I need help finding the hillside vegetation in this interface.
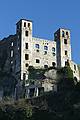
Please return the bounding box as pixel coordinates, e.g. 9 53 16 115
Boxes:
0 66 80 119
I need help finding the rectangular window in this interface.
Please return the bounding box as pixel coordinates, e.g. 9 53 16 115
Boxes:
28 23 30 27
52 62 56 67
25 43 28 49
11 50 13 57
66 31 68 35
44 46 48 50
25 63 28 67
25 54 29 60
44 51 47 55
36 59 40 63
23 73 26 80
25 31 28 36
74 65 76 70
44 65 48 69
52 47 55 52
24 22 26 27
35 44 39 49
65 50 67 55
53 53 55 56
64 39 67 44
62 31 64 37
65 61 69 66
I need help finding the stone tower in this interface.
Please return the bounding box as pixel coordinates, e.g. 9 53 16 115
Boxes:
54 28 71 67
16 19 33 82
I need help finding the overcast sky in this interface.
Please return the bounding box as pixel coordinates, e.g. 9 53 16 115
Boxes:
0 0 80 64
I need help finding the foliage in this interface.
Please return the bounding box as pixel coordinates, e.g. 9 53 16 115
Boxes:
57 66 73 80
57 66 74 92
0 66 80 119
28 66 46 80
0 99 32 120
28 66 56 80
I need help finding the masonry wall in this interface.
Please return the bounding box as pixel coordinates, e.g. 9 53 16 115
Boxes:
0 19 79 84
54 28 71 67
69 60 80 81
31 37 56 68
16 19 56 82
0 34 22 83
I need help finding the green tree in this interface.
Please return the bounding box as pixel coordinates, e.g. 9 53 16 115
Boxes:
57 66 74 92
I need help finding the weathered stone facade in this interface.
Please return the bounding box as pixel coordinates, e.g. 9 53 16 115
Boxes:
16 19 56 82
0 19 79 99
54 28 79 81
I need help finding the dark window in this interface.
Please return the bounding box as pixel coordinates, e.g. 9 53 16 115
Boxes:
64 39 67 44
25 63 28 67
25 54 29 60
44 51 47 55
66 31 68 35
65 61 70 66
23 73 26 80
74 77 77 82
28 23 30 27
65 50 67 55
65 60 69 66
25 31 28 36
36 50 39 52
44 46 48 50
35 44 39 49
52 47 55 52
62 31 64 37
36 59 40 63
74 65 76 70
53 53 55 56
44 65 48 69
25 43 28 49
24 22 26 27
52 62 56 67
